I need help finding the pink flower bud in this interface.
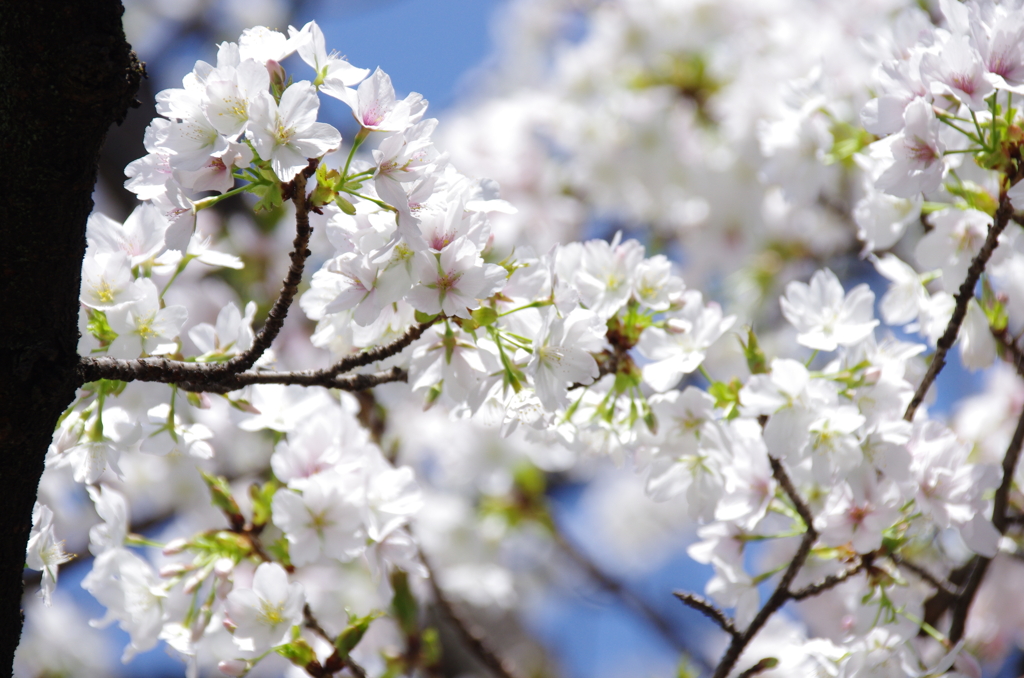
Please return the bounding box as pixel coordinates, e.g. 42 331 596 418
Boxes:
214 557 235 579
163 538 189 555
183 572 204 594
216 577 233 600
159 563 191 578
266 60 286 89
218 659 248 676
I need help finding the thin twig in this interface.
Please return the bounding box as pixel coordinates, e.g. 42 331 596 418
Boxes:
737 657 779 678
227 163 318 373
303 603 333 643
991 325 1024 379
326 320 436 377
789 558 867 601
891 555 958 597
78 164 318 387
904 192 1013 421
948 403 1024 642
769 456 815 529
673 592 739 637
418 550 523 678
551 525 702 660
711 457 818 678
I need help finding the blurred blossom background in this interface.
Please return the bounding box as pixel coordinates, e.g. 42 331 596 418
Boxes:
20 0 1024 676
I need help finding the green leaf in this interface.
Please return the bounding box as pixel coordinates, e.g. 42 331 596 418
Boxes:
334 610 383 658
946 181 998 215
514 464 547 499
251 180 284 213
739 328 768 375
199 470 244 528
266 536 292 567
414 310 439 324
189 530 252 560
390 570 418 636
249 480 278 529
458 316 480 332
823 120 876 167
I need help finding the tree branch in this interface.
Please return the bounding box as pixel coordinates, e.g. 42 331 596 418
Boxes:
324 320 436 378
418 549 523 678
948 401 1024 642
789 557 867 601
78 164 317 387
180 366 408 394
904 192 1013 422
80 316 431 395
551 525 702 660
890 554 958 597
991 324 1024 379
711 457 818 678
673 592 739 638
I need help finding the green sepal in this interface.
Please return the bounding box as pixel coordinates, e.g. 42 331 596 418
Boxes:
612 365 643 394
310 182 336 208
471 307 499 327
708 379 743 419
424 382 443 410
643 402 658 435
276 638 317 666
334 610 383 658
87 310 119 344
739 328 768 375
88 379 127 397
199 470 244 529
336 196 357 215
223 396 260 414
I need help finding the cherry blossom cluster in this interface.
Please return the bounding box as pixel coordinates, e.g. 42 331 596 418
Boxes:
855 0 1024 371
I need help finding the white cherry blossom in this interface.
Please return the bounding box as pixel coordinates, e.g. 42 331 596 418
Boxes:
780 268 878 352
225 562 304 652
248 81 342 181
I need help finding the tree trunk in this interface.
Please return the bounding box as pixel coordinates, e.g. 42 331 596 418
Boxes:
0 3 142 674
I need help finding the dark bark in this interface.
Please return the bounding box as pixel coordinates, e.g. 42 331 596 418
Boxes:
0 3 142 675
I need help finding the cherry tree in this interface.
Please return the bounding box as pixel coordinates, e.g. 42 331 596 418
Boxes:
12 1 1024 677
